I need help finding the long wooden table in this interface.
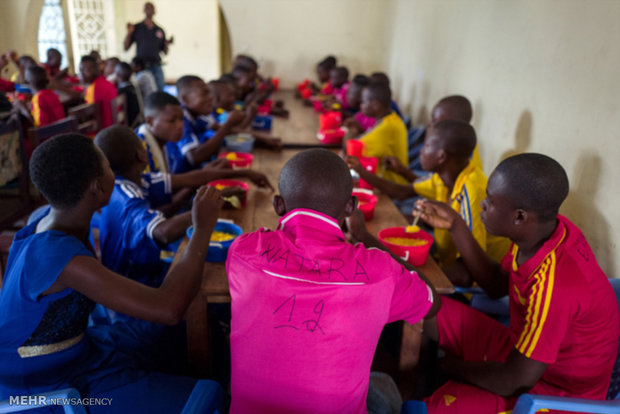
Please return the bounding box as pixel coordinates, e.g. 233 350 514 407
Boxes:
178 95 454 397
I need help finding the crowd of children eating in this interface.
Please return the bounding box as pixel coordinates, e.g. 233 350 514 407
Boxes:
0 35 618 414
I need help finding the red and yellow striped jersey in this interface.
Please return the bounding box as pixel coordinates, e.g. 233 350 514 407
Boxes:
31 89 65 127
502 215 619 399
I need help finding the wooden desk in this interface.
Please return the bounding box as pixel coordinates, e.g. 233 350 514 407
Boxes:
271 90 340 148
180 103 454 395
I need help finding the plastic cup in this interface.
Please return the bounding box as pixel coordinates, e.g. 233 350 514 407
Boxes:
358 156 378 190
346 140 364 157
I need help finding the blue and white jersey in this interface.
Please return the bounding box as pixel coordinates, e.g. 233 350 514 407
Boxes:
141 172 172 208
136 123 191 174
176 107 217 165
99 177 168 287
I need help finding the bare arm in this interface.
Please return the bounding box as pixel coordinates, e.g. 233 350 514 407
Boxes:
345 155 415 200
384 156 417 183
442 348 547 397
185 111 244 166
58 186 223 325
171 168 273 191
123 23 135 51
151 211 192 245
346 209 441 318
416 199 509 298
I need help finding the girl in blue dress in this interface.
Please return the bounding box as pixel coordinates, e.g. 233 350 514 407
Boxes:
0 134 223 413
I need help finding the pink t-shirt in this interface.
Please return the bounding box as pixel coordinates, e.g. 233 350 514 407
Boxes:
332 81 350 109
227 209 433 413
354 111 376 132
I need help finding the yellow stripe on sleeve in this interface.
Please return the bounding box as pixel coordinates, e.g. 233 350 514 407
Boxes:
525 252 556 357
31 93 41 126
516 270 542 351
85 84 95 104
516 256 553 356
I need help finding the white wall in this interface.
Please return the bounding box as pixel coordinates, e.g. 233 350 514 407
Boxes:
113 0 220 82
383 0 620 276
219 0 389 87
0 0 43 59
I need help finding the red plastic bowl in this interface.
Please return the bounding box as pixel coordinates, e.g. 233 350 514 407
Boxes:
319 111 342 130
378 227 434 266
353 189 378 220
218 152 254 169
317 128 345 145
207 179 250 207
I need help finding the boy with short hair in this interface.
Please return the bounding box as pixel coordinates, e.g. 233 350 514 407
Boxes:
175 75 244 171
343 74 372 131
95 125 271 286
347 120 510 277
137 92 272 207
80 55 117 129
131 56 157 102
416 153 619 413
369 72 403 118
315 55 337 94
25 65 65 126
115 61 141 126
345 82 409 185
95 125 192 286
210 79 282 149
387 95 482 179
227 149 440 413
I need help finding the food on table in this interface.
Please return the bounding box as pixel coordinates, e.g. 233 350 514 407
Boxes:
383 237 428 247
210 231 236 242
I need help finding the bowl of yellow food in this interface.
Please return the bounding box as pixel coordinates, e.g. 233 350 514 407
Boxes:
378 226 434 266
186 219 243 262
218 152 254 169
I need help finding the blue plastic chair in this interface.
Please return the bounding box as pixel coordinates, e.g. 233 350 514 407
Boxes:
512 277 620 413
0 380 223 414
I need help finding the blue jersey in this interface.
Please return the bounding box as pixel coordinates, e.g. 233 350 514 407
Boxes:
176 107 217 166
141 171 172 208
391 100 403 119
99 177 168 287
0 213 199 407
0 217 95 395
136 123 191 174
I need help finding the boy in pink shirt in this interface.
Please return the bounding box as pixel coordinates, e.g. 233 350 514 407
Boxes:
227 149 440 413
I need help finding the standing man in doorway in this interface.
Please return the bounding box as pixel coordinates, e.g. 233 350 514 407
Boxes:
124 2 173 91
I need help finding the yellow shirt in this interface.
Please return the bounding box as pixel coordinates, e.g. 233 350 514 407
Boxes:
413 161 510 265
360 112 408 185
